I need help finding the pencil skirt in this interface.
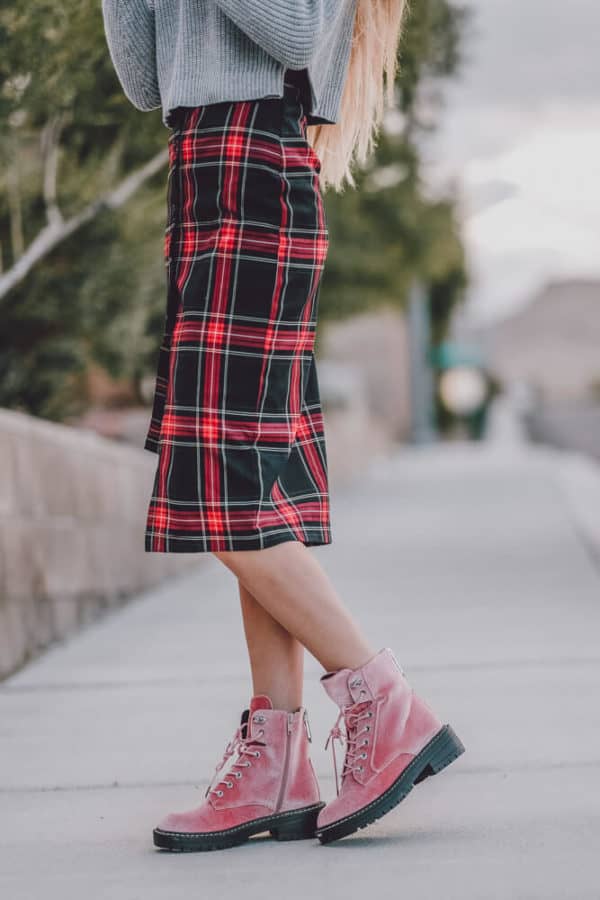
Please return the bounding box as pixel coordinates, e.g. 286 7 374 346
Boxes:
144 80 331 552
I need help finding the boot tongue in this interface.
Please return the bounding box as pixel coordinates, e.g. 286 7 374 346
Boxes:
248 694 273 742
249 694 273 715
320 669 353 708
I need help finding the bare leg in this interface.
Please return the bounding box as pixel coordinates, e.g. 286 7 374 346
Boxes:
216 542 376 673
239 580 304 711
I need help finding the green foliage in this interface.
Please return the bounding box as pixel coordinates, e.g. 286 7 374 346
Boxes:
319 0 469 327
396 0 469 115
0 0 167 418
0 0 469 420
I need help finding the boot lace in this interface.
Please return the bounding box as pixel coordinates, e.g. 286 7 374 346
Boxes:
204 724 243 797
325 701 374 796
208 728 265 799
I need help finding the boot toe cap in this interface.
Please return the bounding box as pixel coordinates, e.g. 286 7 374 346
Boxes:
317 795 348 830
155 807 211 834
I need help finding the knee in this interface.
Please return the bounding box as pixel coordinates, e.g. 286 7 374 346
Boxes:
212 545 280 574
213 550 236 568
213 549 256 572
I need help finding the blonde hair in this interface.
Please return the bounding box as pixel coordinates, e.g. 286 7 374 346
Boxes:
309 0 408 192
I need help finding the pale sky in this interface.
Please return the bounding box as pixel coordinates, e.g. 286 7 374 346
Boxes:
423 0 600 324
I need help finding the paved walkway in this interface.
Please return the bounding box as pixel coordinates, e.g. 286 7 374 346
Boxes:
2 437 600 899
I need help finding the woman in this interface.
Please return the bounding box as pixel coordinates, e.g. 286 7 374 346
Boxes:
102 0 464 850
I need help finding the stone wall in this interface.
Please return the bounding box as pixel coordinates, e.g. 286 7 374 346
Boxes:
0 409 192 679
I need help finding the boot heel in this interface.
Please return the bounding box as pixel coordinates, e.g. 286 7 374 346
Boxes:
414 725 465 784
270 804 324 841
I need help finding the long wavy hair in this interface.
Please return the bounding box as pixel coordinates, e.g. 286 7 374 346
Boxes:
308 0 408 192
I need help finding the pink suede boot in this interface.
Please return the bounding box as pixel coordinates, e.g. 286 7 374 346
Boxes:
315 647 465 844
153 695 324 851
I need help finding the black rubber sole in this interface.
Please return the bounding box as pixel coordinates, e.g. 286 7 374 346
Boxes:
315 724 465 845
153 801 325 852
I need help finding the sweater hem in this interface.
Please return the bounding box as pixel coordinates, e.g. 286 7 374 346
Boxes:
160 85 338 128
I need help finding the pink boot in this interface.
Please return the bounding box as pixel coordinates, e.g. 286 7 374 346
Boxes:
153 695 324 851
315 647 465 844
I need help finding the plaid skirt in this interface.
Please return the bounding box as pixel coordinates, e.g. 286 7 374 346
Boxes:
144 80 331 552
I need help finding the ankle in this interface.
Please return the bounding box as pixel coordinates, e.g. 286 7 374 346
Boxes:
252 693 303 713
322 645 378 674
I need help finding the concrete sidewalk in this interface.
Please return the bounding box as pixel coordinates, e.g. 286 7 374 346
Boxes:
1 441 600 899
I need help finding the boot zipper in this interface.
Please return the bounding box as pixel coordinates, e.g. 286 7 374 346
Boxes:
274 713 294 812
303 708 312 742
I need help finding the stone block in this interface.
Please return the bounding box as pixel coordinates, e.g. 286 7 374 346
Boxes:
0 431 18 517
11 431 45 518
37 521 92 600
0 518 45 601
30 432 78 519
0 595 27 677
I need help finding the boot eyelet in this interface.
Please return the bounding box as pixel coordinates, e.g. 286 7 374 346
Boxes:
235 771 242 778
254 751 261 758
357 765 363 772
216 790 224 797
361 752 368 759
366 725 371 731
225 781 233 788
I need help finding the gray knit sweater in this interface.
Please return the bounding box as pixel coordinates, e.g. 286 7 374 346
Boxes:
101 0 358 126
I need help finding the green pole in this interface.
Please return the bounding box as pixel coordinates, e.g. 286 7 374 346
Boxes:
408 281 437 444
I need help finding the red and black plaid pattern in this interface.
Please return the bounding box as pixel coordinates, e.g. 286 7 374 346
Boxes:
144 81 331 552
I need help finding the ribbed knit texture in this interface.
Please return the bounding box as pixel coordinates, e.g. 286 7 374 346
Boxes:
102 0 358 126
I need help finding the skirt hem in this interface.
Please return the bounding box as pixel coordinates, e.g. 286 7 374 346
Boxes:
144 531 332 554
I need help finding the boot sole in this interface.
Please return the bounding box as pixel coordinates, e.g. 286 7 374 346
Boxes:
316 724 465 845
153 802 325 852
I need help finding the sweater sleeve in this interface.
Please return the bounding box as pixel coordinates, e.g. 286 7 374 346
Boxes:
101 0 161 111
214 0 346 69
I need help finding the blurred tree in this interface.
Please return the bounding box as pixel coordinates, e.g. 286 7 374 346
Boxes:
0 0 167 417
0 0 468 420
319 0 469 328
